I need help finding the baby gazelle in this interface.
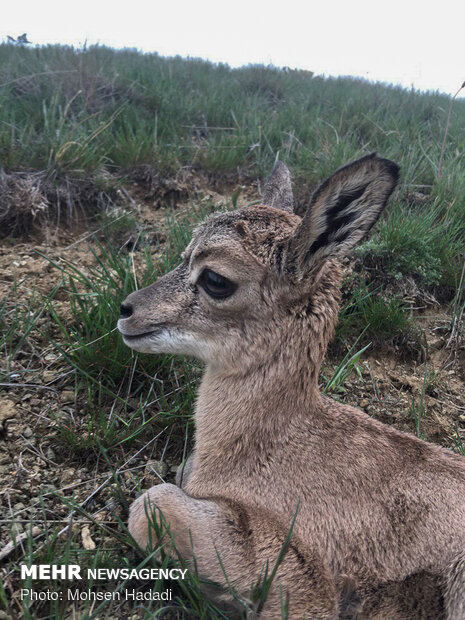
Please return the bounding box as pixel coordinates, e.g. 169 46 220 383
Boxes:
118 154 465 619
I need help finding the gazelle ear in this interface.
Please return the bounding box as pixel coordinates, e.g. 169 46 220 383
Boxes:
284 153 399 278
263 161 294 213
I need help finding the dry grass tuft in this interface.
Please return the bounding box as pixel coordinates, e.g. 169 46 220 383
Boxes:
0 171 49 235
0 170 124 237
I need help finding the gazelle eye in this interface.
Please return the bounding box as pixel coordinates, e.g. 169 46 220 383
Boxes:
198 269 237 299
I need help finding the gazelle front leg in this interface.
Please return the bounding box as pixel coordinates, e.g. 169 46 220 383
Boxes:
128 483 339 619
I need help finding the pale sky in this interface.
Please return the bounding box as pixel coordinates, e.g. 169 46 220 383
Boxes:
3 0 465 97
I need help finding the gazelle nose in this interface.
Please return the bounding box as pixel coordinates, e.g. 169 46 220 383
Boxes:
119 303 133 319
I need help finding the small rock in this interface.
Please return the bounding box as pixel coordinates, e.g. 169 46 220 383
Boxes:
145 460 168 479
11 522 24 537
81 525 96 550
23 426 34 439
13 502 26 512
43 371 58 383
61 469 77 484
46 447 56 461
60 390 75 403
0 398 17 424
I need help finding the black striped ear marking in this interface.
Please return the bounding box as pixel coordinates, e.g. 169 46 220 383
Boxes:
284 153 399 278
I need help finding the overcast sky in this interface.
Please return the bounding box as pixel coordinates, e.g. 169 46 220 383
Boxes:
3 0 464 97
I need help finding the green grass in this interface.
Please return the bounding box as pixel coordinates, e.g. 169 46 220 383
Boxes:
2 42 465 289
323 337 370 395
1 44 464 181
337 281 417 346
409 368 429 438
356 197 464 287
0 275 54 383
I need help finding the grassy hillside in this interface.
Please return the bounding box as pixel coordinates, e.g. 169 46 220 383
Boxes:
1 44 465 618
0 45 465 179
1 44 463 178
1 44 465 288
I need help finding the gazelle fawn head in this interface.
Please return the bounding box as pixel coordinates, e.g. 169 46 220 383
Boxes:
118 154 399 372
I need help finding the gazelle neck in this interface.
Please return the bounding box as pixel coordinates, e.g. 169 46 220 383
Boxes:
193 260 342 460
194 335 322 456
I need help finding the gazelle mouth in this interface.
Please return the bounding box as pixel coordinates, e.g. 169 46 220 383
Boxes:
122 331 156 342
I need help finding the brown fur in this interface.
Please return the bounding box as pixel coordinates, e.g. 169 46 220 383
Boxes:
119 154 465 618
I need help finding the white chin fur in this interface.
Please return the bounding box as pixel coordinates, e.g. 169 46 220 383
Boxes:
123 329 206 358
